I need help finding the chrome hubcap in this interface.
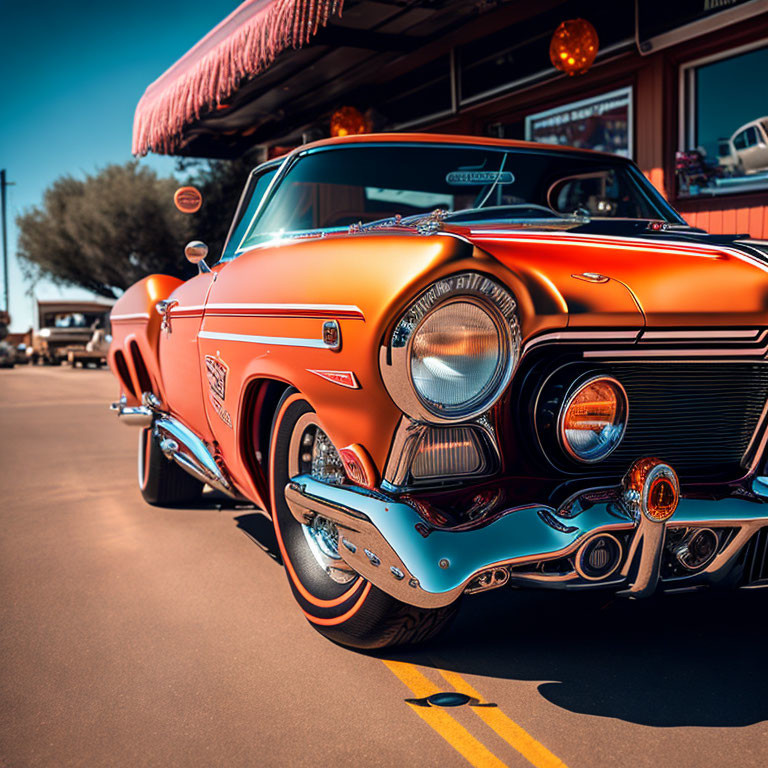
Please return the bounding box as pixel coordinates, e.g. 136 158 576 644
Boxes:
309 515 341 560
288 413 355 585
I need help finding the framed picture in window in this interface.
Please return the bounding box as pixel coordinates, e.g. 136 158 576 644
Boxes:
524 87 633 158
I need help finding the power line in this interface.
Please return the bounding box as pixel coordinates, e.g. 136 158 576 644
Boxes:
1 169 16 316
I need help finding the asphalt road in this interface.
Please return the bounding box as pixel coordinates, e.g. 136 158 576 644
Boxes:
1 365 767 768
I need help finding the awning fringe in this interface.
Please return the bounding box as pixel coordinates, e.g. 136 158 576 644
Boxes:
132 0 344 156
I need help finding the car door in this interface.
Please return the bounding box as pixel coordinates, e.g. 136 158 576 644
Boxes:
158 163 281 443
193 164 283 492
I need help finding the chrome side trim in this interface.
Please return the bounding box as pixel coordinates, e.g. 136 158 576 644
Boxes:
111 396 153 427
584 347 768 359
110 395 237 497
169 304 206 314
640 329 765 341
523 330 641 354
110 312 151 322
523 328 768 357
198 330 330 349
153 417 235 497
473 233 728 259
203 302 365 319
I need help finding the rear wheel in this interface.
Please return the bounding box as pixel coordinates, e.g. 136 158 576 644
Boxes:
138 425 204 507
269 390 458 650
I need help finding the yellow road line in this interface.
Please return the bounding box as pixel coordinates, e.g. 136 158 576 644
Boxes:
438 669 569 768
382 660 508 768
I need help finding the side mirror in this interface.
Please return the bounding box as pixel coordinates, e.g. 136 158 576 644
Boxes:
185 240 211 273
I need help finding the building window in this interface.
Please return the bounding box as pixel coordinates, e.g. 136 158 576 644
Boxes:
377 55 453 130
524 86 633 158
678 41 768 198
458 1 634 106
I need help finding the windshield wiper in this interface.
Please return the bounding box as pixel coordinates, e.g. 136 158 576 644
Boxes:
442 204 586 222
351 204 590 235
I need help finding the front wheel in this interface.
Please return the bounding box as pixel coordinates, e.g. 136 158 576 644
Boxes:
269 390 458 650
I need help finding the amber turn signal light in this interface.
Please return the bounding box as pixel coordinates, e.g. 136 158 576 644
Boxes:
559 376 628 462
647 475 678 521
622 457 680 523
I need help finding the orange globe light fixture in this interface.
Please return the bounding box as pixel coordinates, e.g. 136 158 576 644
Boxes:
330 106 368 138
173 186 203 214
550 18 599 76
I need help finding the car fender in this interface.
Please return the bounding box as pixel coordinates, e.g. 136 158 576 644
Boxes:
200 232 570 500
108 274 183 405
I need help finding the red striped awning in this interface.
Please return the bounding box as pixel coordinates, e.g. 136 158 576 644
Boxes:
132 0 344 156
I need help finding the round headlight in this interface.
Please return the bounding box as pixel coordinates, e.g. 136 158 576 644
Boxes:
410 301 504 416
381 272 520 423
559 376 628 462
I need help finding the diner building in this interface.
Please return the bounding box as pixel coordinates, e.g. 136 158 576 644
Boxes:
134 0 768 237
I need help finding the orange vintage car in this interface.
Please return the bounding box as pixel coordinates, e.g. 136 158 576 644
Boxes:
109 133 768 649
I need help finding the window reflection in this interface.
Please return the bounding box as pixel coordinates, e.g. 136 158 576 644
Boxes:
678 45 768 197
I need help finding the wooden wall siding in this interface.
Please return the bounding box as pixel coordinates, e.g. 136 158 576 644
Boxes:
679 202 768 239
635 56 665 196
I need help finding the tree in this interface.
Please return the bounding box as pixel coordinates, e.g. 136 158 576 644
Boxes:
16 162 195 299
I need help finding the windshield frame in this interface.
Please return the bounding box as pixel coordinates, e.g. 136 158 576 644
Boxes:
227 141 685 259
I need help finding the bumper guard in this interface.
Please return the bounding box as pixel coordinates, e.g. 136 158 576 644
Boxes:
285 470 768 609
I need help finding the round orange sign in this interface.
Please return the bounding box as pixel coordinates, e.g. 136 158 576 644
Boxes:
173 186 203 214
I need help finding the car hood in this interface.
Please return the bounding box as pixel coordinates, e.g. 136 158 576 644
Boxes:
462 228 768 329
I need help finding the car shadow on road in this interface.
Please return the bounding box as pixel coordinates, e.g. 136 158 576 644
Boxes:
385 587 768 728
175 491 283 564
234 511 282 565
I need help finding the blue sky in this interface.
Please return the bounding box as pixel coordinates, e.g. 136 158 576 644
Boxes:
0 1 236 331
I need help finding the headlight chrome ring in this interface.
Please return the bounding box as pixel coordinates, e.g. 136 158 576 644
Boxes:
380 272 521 423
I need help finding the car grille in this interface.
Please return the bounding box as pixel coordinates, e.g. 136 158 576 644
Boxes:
604 362 768 479
536 361 768 482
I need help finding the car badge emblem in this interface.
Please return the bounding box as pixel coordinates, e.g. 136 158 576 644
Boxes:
205 354 228 399
308 369 359 389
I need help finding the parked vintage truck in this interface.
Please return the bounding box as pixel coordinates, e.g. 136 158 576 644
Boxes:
28 300 112 365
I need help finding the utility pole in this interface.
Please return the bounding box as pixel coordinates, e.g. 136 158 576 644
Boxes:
1 169 15 315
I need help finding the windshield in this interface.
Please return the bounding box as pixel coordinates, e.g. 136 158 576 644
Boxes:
236 144 681 251
42 312 106 329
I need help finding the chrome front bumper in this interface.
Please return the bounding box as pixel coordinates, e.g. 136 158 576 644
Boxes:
285 474 768 608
